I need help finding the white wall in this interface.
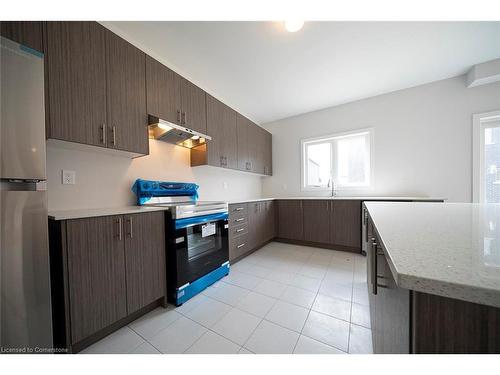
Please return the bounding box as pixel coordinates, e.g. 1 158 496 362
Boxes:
46 140 262 211
262 76 500 202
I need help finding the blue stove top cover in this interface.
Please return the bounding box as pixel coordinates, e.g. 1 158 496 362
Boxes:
131 179 199 205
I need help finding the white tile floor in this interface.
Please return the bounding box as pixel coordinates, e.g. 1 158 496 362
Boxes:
81 241 373 354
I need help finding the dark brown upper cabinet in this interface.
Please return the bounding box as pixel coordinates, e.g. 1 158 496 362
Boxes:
106 29 148 155
263 130 273 175
146 56 207 134
303 200 331 244
1 21 44 53
236 113 272 176
179 77 207 134
194 94 238 169
44 21 148 156
236 114 252 172
145 55 181 125
330 200 362 248
45 21 108 148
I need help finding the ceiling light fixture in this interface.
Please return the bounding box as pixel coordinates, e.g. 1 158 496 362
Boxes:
284 19 304 33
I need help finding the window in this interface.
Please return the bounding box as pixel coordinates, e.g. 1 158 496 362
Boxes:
301 129 372 190
473 111 500 203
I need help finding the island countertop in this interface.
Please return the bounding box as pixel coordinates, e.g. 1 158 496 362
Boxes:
365 202 500 308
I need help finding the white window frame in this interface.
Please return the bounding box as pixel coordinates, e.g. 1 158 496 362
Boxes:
300 128 374 192
473 110 500 203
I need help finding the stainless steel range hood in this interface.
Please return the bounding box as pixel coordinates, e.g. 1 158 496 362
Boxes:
148 115 212 149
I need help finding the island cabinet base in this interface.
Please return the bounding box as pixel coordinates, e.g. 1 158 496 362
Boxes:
368 232 500 353
411 292 500 353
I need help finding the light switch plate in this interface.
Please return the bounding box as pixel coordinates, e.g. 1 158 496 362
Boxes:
62 170 76 185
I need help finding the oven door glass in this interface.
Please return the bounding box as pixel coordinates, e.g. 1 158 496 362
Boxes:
186 221 222 260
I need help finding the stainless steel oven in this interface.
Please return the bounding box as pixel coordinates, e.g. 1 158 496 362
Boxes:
165 211 229 305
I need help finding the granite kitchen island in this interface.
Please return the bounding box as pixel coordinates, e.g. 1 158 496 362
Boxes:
364 202 500 353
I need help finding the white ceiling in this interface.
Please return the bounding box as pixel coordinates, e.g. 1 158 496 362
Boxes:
103 21 500 124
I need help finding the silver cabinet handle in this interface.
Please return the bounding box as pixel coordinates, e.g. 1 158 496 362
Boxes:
371 239 377 295
181 112 186 125
235 207 244 211
177 110 181 123
101 124 106 145
126 216 133 239
237 243 245 249
235 218 244 222
236 228 245 233
116 217 122 240
111 126 116 146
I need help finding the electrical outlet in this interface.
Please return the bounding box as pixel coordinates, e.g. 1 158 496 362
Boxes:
62 170 76 185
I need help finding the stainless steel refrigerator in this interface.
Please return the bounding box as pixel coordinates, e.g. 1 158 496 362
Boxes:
0 36 53 351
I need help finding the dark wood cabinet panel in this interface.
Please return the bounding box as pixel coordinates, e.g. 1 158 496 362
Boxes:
236 114 251 172
303 200 331 244
250 124 264 174
66 216 127 344
180 77 207 134
0 21 43 52
124 212 166 314
45 21 107 147
263 130 272 175
205 94 237 169
248 202 261 251
412 292 500 353
264 200 276 241
277 200 304 241
145 55 181 125
330 200 361 248
106 30 148 155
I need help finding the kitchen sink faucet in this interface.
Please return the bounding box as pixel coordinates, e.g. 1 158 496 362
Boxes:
327 178 337 197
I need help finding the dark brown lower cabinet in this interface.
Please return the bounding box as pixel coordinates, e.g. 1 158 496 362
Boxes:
368 218 500 354
229 200 276 263
123 213 166 314
276 199 361 252
49 211 167 352
330 200 361 248
66 216 127 345
277 200 304 241
303 200 331 244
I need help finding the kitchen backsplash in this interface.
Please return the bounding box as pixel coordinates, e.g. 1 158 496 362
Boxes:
46 139 263 211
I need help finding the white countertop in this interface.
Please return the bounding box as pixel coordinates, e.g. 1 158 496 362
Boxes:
48 206 171 221
229 196 446 204
365 202 500 308
49 196 446 220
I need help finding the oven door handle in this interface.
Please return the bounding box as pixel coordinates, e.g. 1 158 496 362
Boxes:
174 212 229 230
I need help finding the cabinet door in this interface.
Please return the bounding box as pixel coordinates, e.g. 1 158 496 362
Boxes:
45 21 107 147
277 200 304 241
303 200 331 244
236 114 251 171
206 94 237 169
248 202 260 250
265 201 276 241
106 30 148 154
330 200 362 249
66 216 127 344
180 77 207 134
264 130 273 175
124 212 166 314
145 55 181 125
1 21 43 52
249 124 264 174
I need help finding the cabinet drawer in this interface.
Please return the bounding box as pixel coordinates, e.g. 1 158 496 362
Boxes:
230 223 248 237
229 203 247 215
230 215 247 226
229 234 249 260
